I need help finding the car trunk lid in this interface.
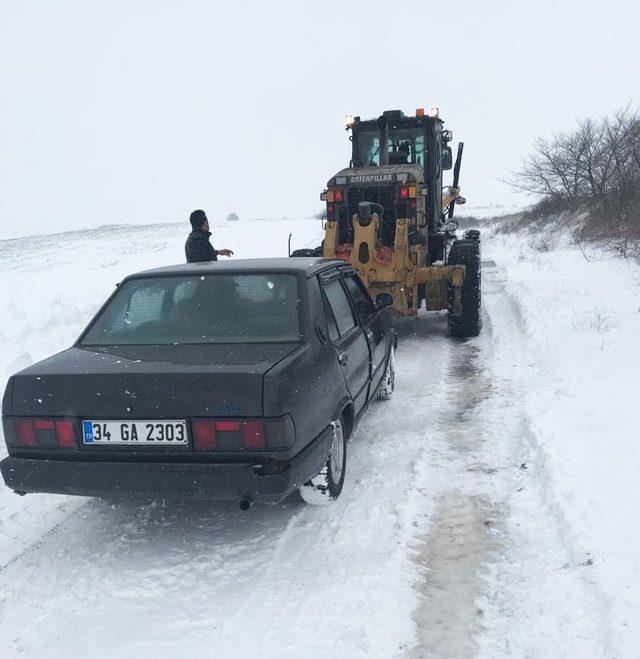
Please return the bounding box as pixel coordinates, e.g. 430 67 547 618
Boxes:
8 344 299 418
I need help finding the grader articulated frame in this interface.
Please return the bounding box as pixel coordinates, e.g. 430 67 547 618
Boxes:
323 212 465 318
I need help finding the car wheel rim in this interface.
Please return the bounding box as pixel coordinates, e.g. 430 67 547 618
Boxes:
329 423 344 482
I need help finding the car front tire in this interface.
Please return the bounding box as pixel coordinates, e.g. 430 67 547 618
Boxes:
376 348 395 401
299 418 346 505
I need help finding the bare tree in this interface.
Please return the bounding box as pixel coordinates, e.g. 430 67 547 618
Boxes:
509 106 640 252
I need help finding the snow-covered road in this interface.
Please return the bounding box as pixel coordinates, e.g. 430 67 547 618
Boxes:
1 220 637 657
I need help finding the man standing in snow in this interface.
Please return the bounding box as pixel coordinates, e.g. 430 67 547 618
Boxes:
185 209 234 263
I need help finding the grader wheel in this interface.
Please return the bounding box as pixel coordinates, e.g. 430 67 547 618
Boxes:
447 239 482 338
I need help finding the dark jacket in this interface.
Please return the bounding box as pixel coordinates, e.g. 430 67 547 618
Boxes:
185 230 217 263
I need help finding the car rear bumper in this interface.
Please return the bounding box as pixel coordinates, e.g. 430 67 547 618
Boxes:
0 426 333 504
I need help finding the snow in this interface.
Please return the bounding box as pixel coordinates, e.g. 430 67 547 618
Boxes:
481 231 640 656
458 205 523 220
1 218 639 657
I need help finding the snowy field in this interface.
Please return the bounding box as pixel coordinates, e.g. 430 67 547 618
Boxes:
1 218 639 657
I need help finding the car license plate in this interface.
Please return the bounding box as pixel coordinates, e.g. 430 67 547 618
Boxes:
82 420 188 446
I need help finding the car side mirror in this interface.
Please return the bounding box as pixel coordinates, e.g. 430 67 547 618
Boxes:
442 146 453 170
375 293 393 310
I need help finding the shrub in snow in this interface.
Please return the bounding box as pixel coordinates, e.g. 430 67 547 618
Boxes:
510 105 640 255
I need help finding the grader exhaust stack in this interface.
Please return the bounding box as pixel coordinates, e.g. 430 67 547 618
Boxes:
448 143 465 220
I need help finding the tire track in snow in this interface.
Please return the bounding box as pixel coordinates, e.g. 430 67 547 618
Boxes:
409 328 502 658
408 279 613 657
474 283 613 656
0 497 88 572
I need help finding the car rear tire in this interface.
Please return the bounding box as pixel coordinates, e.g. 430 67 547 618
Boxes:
299 419 346 505
447 239 482 338
376 349 395 401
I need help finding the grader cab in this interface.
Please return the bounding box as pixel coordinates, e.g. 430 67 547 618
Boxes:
320 108 481 337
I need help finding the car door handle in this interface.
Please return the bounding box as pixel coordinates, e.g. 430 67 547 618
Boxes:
316 326 327 344
338 352 348 366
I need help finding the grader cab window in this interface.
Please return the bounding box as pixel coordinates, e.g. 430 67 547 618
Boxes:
388 129 426 166
356 130 380 166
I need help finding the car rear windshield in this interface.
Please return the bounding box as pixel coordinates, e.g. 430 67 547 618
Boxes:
81 274 301 345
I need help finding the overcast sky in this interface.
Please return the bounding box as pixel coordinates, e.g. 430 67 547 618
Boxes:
1 0 638 239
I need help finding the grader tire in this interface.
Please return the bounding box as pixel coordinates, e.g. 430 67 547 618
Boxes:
463 229 481 243
447 239 481 338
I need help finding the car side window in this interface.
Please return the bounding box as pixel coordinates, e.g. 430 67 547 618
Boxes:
323 279 357 338
324 299 341 342
343 275 375 322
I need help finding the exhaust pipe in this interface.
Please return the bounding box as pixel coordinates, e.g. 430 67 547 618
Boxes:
239 498 252 511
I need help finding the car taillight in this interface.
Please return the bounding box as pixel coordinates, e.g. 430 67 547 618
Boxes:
13 418 77 448
15 419 36 447
55 420 76 447
334 190 344 202
34 419 54 431
216 420 240 432
400 185 409 199
243 421 266 449
193 417 292 451
193 420 216 449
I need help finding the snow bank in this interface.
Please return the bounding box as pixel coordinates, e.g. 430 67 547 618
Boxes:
484 230 640 656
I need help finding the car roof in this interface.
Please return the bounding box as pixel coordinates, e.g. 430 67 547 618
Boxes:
127 257 345 280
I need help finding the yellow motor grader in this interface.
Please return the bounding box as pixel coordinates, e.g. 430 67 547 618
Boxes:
317 108 481 337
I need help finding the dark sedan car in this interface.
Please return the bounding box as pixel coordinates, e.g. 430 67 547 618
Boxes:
1 258 395 507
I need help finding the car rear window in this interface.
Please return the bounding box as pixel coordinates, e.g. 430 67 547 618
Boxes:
81 274 301 345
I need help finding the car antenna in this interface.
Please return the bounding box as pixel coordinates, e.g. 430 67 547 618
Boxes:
288 232 292 257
